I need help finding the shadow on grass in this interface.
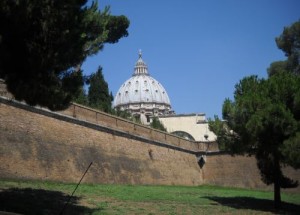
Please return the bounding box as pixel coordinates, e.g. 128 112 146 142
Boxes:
0 187 97 215
203 196 300 215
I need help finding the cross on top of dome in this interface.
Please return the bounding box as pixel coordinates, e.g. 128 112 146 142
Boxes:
134 49 149 76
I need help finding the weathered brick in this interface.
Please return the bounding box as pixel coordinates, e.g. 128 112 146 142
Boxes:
0 101 201 185
0 99 299 192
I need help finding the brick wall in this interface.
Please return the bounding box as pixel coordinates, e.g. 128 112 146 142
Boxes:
201 153 300 192
57 103 204 152
0 100 202 185
0 97 299 191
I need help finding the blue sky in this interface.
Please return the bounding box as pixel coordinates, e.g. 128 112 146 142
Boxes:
82 0 300 119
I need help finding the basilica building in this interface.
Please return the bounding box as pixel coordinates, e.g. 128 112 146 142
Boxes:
113 51 216 142
113 51 174 124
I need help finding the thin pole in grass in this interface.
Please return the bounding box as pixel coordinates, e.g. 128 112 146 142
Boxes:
59 162 93 215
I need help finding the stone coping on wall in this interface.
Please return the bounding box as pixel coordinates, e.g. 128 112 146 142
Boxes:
0 96 219 155
58 102 218 152
158 113 206 118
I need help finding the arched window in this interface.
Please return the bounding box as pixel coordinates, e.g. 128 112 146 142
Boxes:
171 131 195 141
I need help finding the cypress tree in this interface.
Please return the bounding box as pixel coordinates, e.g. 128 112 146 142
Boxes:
88 66 113 113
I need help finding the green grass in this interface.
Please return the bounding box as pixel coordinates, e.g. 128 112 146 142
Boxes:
0 179 299 214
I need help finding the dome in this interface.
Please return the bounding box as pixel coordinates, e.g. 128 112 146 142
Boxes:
113 50 173 123
113 75 171 106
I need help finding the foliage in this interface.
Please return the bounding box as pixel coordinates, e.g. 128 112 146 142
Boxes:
150 117 167 132
281 132 300 169
87 66 113 113
112 108 132 120
208 116 231 151
267 61 289 76
210 72 300 208
268 20 300 76
73 87 88 106
210 20 300 208
0 0 129 110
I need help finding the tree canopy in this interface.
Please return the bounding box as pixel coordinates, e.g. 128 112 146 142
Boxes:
150 117 167 132
0 0 129 110
268 20 300 76
210 72 300 208
209 20 300 209
87 66 113 113
73 86 88 106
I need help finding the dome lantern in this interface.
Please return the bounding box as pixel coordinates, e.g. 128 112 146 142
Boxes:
133 49 149 76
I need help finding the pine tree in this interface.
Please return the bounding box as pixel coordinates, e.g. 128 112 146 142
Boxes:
209 20 300 209
0 0 129 110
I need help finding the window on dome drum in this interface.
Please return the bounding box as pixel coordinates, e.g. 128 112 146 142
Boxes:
135 90 138 93
146 115 150 123
145 89 149 92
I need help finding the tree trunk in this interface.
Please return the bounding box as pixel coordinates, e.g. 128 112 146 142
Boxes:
274 179 281 209
274 153 281 209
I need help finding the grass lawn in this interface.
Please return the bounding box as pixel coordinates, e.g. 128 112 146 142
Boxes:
0 179 299 215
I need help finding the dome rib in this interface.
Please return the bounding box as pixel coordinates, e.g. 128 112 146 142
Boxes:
113 50 172 119
113 75 171 107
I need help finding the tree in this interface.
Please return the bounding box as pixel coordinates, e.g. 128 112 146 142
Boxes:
209 72 300 209
112 108 132 120
210 20 300 208
207 115 229 151
267 61 288 76
150 117 167 132
268 20 300 76
73 87 88 106
87 66 113 113
0 0 129 110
